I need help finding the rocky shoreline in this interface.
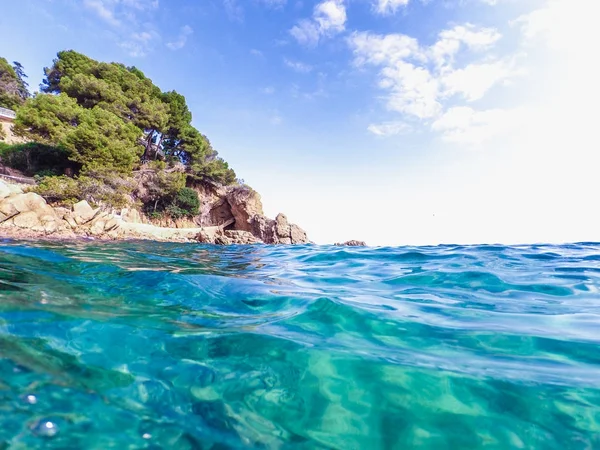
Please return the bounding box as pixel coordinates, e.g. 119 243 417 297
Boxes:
0 179 314 245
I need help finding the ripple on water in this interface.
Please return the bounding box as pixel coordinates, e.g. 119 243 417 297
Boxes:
1 241 600 449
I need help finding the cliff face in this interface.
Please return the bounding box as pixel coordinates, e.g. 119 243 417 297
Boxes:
189 182 310 244
0 178 310 244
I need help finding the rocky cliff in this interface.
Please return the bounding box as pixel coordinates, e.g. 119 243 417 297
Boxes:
0 179 310 244
185 182 309 244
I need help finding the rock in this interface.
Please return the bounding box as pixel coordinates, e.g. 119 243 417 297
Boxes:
73 200 94 218
72 200 99 224
0 200 18 219
105 217 119 232
290 224 309 244
89 220 106 235
0 182 11 200
246 213 309 244
0 192 46 214
224 230 262 244
121 208 142 224
249 215 277 244
227 186 264 232
43 221 58 233
214 232 231 245
275 213 290 239
13 211 42 229
334 240 367 247
64 214 78 229
0 180 23 199
195 230 214 244
53 207 71 219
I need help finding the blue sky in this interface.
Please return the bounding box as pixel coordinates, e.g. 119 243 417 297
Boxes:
1 0 598 245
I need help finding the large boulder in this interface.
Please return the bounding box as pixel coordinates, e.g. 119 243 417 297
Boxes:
0 192 47 214
72 200 99 224
0 191 63 233
12 211 42 229
0 180 23 199
226 186 264 232
247 213 309 244
121 208 142 224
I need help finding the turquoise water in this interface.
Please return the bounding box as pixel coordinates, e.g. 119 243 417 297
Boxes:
1 241 600 449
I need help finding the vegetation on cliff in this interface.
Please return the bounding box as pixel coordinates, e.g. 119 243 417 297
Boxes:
0 57 29 111
0 51 237 220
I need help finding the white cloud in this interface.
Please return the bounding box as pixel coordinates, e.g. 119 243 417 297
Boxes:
256 0 287 8
441 58 522 101
122 0 159 11
290 0 346 46
431 106 522 145
262 86 275 94
284 58 313 73
314 0 346 33
83 0 159 25
290 20 321 46
167 25 193 50
367 121 412 136
83 0 121 26
381 62 441 118
350 32 421 66
223 0 244 21
81 0 163 56
349 23 519 139
430 24 501 68
374 0 410 16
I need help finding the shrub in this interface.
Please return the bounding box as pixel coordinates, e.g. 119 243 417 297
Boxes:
171 187 199 217
32 169 136 208
142 186 199 220
0 142 75 176
31 175 80 205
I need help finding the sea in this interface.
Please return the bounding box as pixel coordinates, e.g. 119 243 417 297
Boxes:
1 240 600 449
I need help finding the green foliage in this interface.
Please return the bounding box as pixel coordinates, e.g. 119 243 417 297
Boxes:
0 142 75 176
143 169 186 205
63 106 143 172
76 169 137 208
31 175 80 205
168 187 200 218
33 169 136 208
14 94 143 172
0 57 27 110
14 49 238 213
42 51 169 134
12 62 29 101
189 157 237 185
140 170 199 219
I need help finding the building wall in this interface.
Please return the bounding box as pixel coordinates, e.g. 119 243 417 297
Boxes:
0 118 26 145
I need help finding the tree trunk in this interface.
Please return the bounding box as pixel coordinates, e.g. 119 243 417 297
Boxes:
143 130 155 160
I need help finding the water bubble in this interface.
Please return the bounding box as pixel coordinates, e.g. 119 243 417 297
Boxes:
30 419 59 438
25 394 37 405
142 433 152 439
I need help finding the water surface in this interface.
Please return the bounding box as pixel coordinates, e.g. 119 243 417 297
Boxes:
1 241 600 449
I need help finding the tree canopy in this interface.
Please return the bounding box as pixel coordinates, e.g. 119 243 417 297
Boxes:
9 50 236 184
0 58 29 110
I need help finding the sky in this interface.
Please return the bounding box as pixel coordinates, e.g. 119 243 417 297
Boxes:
0 0 598 246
